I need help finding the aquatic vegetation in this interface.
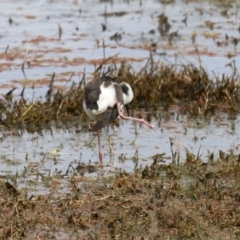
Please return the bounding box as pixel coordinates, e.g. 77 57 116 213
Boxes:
1 147 240 239
1 0 240 238
0 58 240 238
0 58 240 133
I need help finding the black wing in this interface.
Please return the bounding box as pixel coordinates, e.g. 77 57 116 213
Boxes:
84 76 115 110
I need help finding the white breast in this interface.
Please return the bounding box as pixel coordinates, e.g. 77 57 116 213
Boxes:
91 83 118 115
83 82 119 121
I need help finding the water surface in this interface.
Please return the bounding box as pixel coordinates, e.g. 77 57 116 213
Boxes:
0 0 239 193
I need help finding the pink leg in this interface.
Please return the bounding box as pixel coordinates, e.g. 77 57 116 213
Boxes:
97 130 103 168
116 103 154 129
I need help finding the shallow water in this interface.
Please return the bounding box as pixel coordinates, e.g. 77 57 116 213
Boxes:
1 111 239 195
0 0 239 83
0 0 240 193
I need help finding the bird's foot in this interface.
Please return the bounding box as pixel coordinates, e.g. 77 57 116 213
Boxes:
139 118 154 130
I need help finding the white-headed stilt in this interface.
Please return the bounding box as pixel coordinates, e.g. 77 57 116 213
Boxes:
83 76 153 167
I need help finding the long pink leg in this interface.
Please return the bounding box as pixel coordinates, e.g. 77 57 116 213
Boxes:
97 130 103 168
116 103 154 129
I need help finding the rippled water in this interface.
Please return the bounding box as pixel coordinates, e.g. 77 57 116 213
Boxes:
1 0 239 81
1 111 239 194
0 0 240 193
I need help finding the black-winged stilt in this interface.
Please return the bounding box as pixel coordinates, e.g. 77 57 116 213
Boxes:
83 76 153 167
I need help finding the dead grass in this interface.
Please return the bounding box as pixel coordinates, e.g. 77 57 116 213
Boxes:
1 58 240 239
1 149 240 239
1 57 240 133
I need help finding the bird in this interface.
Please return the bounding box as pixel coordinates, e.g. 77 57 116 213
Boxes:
83 76 154 168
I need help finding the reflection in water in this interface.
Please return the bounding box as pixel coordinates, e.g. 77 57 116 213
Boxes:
0 0 239 97
0 111 238 194
0 0 239 193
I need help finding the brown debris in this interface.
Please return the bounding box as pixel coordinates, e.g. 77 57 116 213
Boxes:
0 58 238 132
1 150 240 239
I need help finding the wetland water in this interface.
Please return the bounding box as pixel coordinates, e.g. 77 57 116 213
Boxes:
0 0 240 193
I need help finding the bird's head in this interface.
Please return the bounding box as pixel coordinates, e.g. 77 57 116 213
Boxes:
120 82 134 105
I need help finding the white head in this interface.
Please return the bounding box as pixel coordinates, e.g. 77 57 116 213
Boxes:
120 82 134 105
